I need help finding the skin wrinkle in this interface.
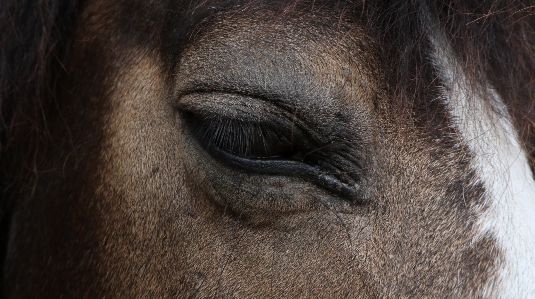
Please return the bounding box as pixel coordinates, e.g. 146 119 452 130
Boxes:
5 0 530 298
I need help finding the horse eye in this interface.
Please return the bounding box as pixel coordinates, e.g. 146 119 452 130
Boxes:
180 110 306 161
177 96 362 202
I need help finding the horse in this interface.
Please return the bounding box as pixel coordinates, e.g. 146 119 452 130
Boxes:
1 0 535 297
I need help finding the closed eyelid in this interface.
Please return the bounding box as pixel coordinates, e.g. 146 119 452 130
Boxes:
178 106 311 160
176 92 364 203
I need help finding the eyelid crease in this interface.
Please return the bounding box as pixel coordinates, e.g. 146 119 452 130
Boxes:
210 147 363 203
176 90 296 123
176 81 302 111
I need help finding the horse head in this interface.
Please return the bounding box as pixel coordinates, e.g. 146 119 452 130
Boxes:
1 0 535 297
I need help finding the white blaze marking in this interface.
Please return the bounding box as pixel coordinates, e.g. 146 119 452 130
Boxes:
432 34 535 298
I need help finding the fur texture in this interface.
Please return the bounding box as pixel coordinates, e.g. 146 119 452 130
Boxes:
1 0 534 298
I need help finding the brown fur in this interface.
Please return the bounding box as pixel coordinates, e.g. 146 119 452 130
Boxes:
2 0 533 297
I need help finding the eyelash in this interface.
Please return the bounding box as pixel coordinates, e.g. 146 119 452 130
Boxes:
182 111 309 161
179 106 363 202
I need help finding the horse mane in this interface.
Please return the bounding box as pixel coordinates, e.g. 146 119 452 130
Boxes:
0 0 534 293
449 1 535 171
363 0 535 172
0 0 79 175
410 1 535 171
0 0 80 291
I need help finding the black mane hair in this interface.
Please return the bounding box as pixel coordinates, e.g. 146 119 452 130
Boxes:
1 0 80 168
0 0 80 292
